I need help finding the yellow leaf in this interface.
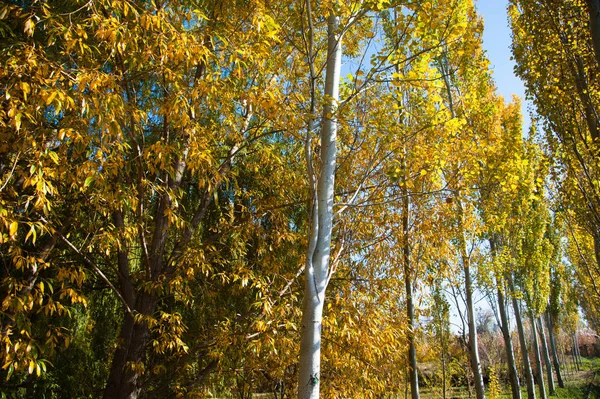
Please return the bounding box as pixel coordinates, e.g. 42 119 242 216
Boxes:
46 91 57 105
24 18 35 37
28 360 34 374
9 221 18 237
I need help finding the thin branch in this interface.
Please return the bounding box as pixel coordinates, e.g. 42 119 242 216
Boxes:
57 232 133 316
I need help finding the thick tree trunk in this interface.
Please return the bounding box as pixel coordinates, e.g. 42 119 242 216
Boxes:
104 293 157 399
498 287 522 399
545 311 564 387
512 292 536 399
537 316 555 395
104 313 135 398
530 312 547 399
297 13 341 399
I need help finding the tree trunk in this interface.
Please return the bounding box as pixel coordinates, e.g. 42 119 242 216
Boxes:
297 12 341 399
574 333 583 368
104 313 135 399
588 0 600 67
490 237 521 399
401 134 419 399
458 202 485 399
104 292 158 399
442 337 447 399
530 312 547 399
498 287 522 399
511 291 536 399
571 336 579 372
544 311 564 387
537 316 555 395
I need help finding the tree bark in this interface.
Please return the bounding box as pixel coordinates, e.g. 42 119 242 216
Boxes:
297 12 342 399
511 289 536 399
530 312 547 399
588 0 600 68
537 316 555 395
458 201 485 399
498 287 522 399
571 335 580 372
490 237 521 399
574 333 583 369
399 106 419 399
544 311 564 387
403 186 419 399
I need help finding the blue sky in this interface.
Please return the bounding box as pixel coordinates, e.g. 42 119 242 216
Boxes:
475 0 532 132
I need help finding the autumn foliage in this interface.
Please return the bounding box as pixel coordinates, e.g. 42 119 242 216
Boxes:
0 0 598 398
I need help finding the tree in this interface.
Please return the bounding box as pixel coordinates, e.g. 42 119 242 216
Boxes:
1 2 303 397
509 0 600 331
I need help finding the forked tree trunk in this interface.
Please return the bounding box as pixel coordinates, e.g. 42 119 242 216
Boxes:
297 12 342 399
511 289 536 399
104 293 158 399
545 311 564 387
530 312 547 399
537 316 555 394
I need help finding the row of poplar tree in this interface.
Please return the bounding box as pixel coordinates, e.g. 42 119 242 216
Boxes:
1 0 600 398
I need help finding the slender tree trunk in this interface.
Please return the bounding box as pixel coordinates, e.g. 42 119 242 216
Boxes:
570 337 579 372
561 348 571 378
511 290 536 399
405 267 419 399
458 202 485 399
588 0 600 67
530 312 547 399
498 287 522 399
574 334 583 369
544 311 564 388
402 140 419 399
537 316 556 395
297 12 342 399
442 55 483 398
490 237 521 399
442 337 447 399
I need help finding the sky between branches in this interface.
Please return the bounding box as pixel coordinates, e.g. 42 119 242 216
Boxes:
477 0 532 133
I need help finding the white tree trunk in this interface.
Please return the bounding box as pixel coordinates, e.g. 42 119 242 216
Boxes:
298 13 342 399
530 312 547 399
457 201 485 399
